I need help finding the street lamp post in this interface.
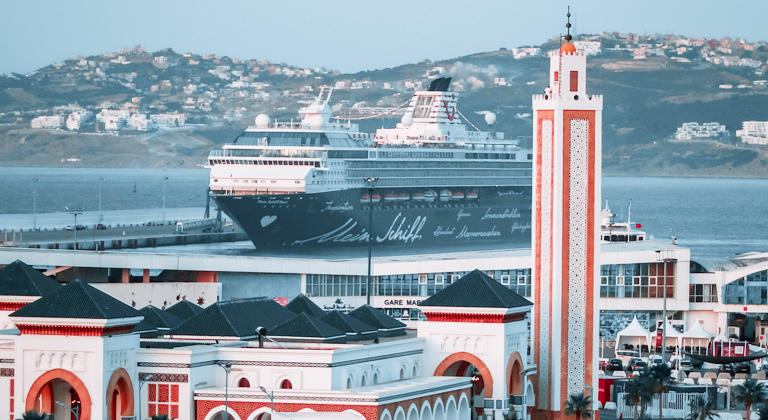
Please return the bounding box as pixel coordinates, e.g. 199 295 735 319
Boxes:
216 361 233 420
259 385 275 412
364 177 378 305
162 176 169 223
138 374 155 420
66 207 84 250
656 250 677 362
55 400 79 420
99 176 105 223
33 178 40 230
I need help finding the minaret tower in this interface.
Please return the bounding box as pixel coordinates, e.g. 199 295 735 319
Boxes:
531 10 602 420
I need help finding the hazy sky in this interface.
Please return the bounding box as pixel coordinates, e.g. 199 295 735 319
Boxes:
1 0 766 75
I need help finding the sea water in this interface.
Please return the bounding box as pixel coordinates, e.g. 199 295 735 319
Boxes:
0 167 766 264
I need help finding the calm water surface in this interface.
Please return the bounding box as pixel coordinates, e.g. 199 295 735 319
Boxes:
1 167 765 264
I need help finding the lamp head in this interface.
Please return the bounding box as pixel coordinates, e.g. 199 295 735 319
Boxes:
256 326 267 336
259 385 268 394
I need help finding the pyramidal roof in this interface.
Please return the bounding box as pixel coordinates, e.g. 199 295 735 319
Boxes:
139 305 184 329
271 312 347 343
164 300 204 320
0 260 62 297
11 279 141 320
349 305 406 337
172 297 295 339
286 294 327 318
420 269 533 309
321 310 377 340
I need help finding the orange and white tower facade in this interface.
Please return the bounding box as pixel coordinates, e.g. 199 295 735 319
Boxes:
531 16 602 420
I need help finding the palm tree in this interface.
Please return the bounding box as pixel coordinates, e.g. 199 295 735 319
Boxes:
757 403 768 420
624 375 653 420
648 364 675 420
687 395 717 420
734 378 768 420
21 412 50 420
564 391 592 419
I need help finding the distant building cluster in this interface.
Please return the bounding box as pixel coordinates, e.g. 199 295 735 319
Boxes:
674 122 729 140
737 121 768 145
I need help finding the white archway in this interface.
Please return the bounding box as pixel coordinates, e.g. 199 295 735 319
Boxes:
204 405 243 420
420 400 433 420
406 404 419 420
394 406 406 420
341 409 366 419
380 408 393 420
433 398 446 420
246 407 272 420
458 393 471 420
525 379 536 407
445 396 457 420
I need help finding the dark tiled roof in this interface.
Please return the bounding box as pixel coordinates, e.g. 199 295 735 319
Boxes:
321 310 377 341
139 305 183 329
164 300 204 320
286 294 326 318
271 313 346 343
11 279 141 320
420 269 533 309
171 297 295 338
349 305 406 337
0 260 62 297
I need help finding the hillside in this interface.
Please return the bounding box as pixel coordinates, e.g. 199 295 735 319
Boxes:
1 33 768 176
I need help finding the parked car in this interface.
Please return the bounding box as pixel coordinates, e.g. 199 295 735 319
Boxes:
735 362 751 374
628 358 648 372
96 224 107 230
606 358 624 372
616 350 641 367
719 363 735 375
649 355 667 367
64 226 73 231
678 359 693 372
75 224 86 230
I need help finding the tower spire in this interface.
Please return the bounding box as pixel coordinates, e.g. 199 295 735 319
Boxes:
565 7 573 42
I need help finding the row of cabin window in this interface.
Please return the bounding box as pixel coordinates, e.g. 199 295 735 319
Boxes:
210 159 320 167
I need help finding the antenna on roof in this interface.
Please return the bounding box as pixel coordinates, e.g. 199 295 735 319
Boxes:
565 6 573 43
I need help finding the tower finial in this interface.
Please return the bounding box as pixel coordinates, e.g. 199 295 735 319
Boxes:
565 6 573 42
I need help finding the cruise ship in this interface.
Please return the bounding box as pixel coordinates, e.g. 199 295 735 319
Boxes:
207 78 533 250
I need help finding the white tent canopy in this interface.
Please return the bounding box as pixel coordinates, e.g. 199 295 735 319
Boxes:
652 319 683 349
681 320 714 354
682 321 715 339
615 316 651 352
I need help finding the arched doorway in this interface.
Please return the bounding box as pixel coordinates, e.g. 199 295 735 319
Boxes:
506 351 525 395
434 352 493 417
26 369 92 420
106 368 134 420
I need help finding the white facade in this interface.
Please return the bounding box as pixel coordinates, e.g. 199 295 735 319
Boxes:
674 122 727 140
150 112 185 128
30 115 64 129
737 121 768 145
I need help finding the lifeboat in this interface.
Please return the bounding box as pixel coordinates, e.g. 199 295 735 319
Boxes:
466 192 478 200
412 192 426 201
439 190 452 202
451 192 465 200
424 191 437 202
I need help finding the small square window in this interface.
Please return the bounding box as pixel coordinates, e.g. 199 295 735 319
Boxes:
501 275 511 285
517 275 527 285
649 276 657 286
633 276 641 286
418 274 428 285
451 274 461 283
435 275 444 285
616 276 625 286
600 276 609 286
